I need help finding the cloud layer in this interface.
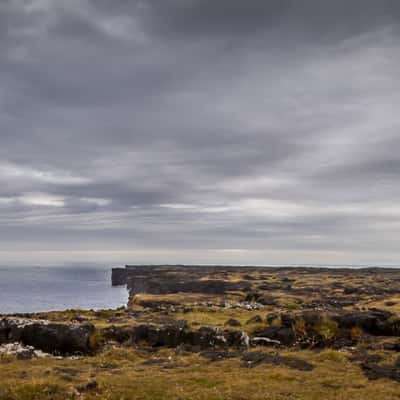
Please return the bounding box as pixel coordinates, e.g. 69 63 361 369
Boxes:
1 0 400 265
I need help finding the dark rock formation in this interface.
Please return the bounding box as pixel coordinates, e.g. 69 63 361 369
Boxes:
252 308 400 348
254 326 297 346
0 318 95 355
129 277 250 296
332 308 399 335
348 351 383 364
362 358 400 382
246 315 263 325
101 325 133 344
200 350 241 361
112 265 254 295
111 268 129 286
225 318 241 327
129 320 249 350
133 320 189 348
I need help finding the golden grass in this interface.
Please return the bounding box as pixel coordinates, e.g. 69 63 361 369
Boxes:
361 297 400 316
5 269 400 399
174 307 268 329
1 348 400 400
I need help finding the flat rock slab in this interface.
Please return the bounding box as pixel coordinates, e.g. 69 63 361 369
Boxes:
241 351 315 371
200 350 241 361
362 358 400 382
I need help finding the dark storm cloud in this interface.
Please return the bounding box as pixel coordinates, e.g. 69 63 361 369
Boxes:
1 0 400 265
92 0 400 39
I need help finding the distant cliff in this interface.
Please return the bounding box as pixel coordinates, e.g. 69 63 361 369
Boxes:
111 264 395 297
111 265 253 295
111 267 128 286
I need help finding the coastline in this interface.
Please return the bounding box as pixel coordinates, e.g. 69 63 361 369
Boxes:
2 265 400 399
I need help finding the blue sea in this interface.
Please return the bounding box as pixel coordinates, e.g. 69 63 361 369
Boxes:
0 266 128 314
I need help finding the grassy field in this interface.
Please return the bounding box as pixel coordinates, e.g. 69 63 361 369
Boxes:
1 346 400 399
3 267 400 399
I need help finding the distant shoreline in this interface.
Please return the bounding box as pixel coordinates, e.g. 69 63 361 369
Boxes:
1 263 400 269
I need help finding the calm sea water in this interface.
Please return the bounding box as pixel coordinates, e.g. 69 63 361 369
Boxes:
0 266 128 314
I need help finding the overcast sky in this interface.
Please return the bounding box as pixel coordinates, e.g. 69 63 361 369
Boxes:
1 0 400 266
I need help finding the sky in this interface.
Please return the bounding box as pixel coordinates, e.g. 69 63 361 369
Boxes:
1 0 400 266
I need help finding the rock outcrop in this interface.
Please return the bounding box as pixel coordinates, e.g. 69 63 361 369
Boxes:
0 318 95 355
129 277 249 295
112 265 252 295
101 319 250 351
252 308 400 348
0 342 51 359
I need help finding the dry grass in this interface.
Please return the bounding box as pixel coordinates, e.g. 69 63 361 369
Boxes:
174 307 268 329
1 348 400 400
362 297 400 316
4 269 400 399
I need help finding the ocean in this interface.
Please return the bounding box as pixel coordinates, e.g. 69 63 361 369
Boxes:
0 266 128 314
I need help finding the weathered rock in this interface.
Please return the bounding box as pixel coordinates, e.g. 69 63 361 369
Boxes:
70 314 88 323
129 277 250 296
0 342 51 359
258 308 400 349
112 265 255 295
224 330 250 348
281 356 315 371
257 296 277 306
362 359 400 382
250 337 281 346
185 327 228 349
265 312 281 325
133 320 188 348
246 315 263 325
101 325 133 344
0 343 33 359
244 292 277 306
244 292 260 302
225 318 241 327
333 309 395 335
131 320 250 350
200 350 240 361
253 323 296 346
111 268 128 286
349 351 383 364
241 350 275 367
383 341 400 352
0 318 95 355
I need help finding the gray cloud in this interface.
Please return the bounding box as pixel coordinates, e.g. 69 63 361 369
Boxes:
1 0 400 266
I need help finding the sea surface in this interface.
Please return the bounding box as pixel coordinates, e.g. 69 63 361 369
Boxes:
0 266 128 314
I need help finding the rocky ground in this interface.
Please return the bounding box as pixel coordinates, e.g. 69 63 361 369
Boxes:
2 266 400 399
